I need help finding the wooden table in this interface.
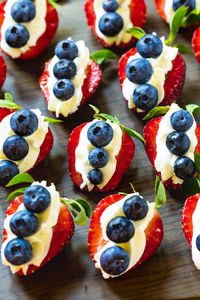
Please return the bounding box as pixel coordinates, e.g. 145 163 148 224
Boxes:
1 0 200 299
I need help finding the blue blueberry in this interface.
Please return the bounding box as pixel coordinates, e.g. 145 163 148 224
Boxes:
10 109 38 137
173 0 195 12
53 79 75 100
103 0 119 12
166 131 190 156
87 121 114 147
23 185 51 213
55 40 79 60
136 34 163 59
10 210 38 238
88 169 103 185
11 0 36 23
99 12 123 37
88 148 109 169
126 58 153 84
196 234 200 251
4 238 32 265
3 136 29 161
170 110 193 132
123 195 149 221
5 24 29 48
106 216 135 243
0 160 19 186
100 246 129 276
133 84 158 111
174 156 196 179
53 59 77 80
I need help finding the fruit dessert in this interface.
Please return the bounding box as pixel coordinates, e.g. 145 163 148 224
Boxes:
118 32 185 115
84 0 146 48
88 184 164 278
68 106 144 192
39 38 102 118
192 28 200 63
0 55 6 88
0 0 58 60
144 103 200 190
1 178 91 275
0 94 54 186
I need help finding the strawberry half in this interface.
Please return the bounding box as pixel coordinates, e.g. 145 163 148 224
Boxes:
192 27 200 64
84 0 146 48
0 1 58 60
155 0 167 22
88 193 163 278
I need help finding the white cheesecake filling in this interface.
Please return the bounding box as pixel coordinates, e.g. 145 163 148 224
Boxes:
0 109 49 173
47 39 90 118
1 0 47 58
1 181 61 275
192 197 200 269
94 0 133 46
122 36 178 112
155 103 197 185
94 193 155 279
75 119 122 191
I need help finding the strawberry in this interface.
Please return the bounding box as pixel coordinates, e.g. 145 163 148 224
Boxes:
0 54 6 88
88 193 163 278
84 0 146 48
192 27 200 64
155 0 167 22
0 1 58 60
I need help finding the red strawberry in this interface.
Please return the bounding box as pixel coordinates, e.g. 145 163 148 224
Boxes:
2 195 74 276
118 47 186 115
144 113 200 190
0 55 6 88
84 0 146 48
192 27 200 64
155 0 167 22
0 1 58 60
88 193 163 277
68 122 135 192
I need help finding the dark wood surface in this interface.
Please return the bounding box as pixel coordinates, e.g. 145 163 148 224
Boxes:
1 0 200 299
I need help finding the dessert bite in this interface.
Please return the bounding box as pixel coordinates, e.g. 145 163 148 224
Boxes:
192 27 200 64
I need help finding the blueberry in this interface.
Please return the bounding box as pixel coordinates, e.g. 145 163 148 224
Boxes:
0 160 19 186
55 40 78 60
170 110 193 132
103 0 119 12
196 234 200 251
99 12 123 37
126 58 153 84
53 79 75 100
3 136 29 161
5 24 29 48
106 216 135 243
88 148 109 168
166 131 190 156
123 195 149 221
133 84 158 111
174 156 196 179
4 238 32 266
136 34 163 59
88 169 103 185
100 246 129 276
11 0 36 23
173 0 195 12
23 185 51 213
10 210 38 238
10 109 38 137
87 121 114 147
53 59 77 80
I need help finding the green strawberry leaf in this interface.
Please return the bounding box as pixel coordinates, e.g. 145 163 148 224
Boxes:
154 176 167 208
0 93 22 110
173 43 192 54
182 8 200 27
166 6 189 46
6 173 34 187
73 198 92 218
143 106 170 121
126 27 146 39
44 117 63 124
90 49 117 65
48 0 59 9
186 104 200 116
194 152 200 179
5 93 14 102
122 125 145 143
7 187 28 202
183 177 200 195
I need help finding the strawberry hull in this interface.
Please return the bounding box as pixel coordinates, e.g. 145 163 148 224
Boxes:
3 196 74 276
84 0 146 48
68 122 135 192
0 1 58 60
88 194 163 274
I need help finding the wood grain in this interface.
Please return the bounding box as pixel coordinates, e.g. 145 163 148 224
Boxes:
1 0 200 299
